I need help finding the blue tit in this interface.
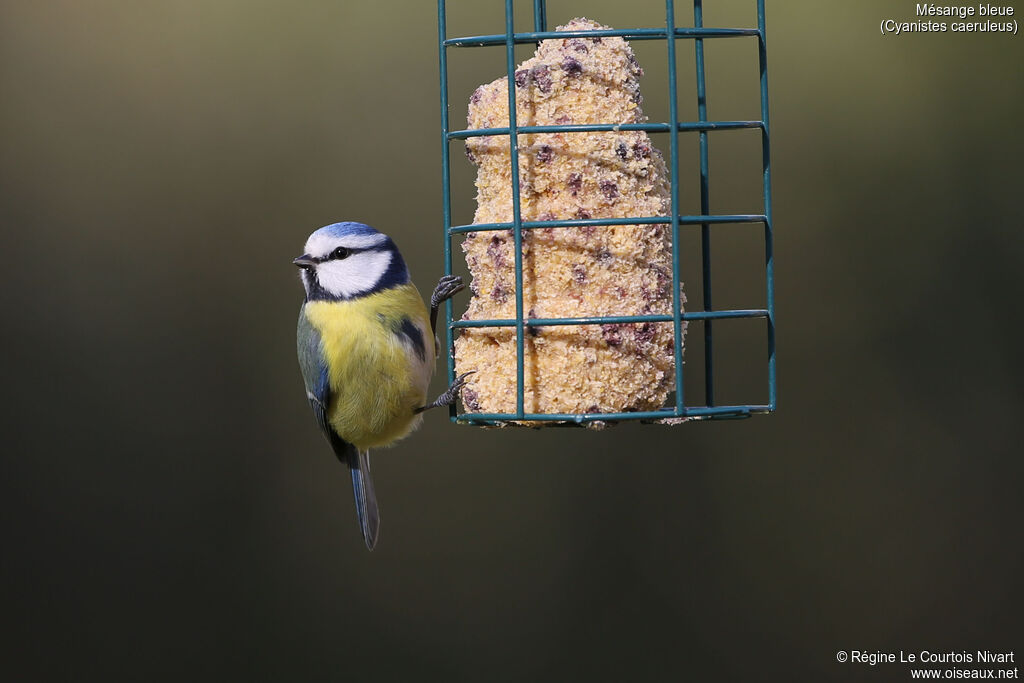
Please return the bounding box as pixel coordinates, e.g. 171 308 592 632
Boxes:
294 221 467 550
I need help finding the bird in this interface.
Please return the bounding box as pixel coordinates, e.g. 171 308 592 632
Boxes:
293 221 468 550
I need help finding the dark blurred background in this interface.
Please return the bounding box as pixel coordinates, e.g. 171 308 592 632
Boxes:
2 1 1021 680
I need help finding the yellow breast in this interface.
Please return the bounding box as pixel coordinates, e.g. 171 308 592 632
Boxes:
304 285 433 449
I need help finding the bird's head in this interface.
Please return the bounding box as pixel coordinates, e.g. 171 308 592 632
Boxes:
294 222 410 301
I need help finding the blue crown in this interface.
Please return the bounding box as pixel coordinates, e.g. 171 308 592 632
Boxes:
313 221 382 241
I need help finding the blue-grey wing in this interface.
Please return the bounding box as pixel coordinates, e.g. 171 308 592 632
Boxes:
297 305 333 437
296 304 380 550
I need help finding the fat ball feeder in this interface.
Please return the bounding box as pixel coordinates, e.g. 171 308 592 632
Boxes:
437 0 776 427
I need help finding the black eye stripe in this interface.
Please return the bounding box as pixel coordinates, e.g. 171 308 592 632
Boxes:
313 246 375 263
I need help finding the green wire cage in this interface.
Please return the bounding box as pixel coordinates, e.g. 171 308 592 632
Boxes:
438 0 775 426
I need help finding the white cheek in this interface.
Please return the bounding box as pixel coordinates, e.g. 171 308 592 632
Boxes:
315 250 392 298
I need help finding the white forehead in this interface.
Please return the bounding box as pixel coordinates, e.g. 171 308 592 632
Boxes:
304 230 388 257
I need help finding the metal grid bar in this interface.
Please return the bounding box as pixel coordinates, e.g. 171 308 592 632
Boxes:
449 120 763 138
449 213 766 234
452 309 769 328
758 0 777 411
533 0 546 33
460 404 772 425
437 0 776 426
503 0 526 420
445 27 759 47
665 0 685 413
693 0 715 407
437 0 457 421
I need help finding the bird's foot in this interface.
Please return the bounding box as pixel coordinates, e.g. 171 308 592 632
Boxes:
415 371 476 414
430 274 465 309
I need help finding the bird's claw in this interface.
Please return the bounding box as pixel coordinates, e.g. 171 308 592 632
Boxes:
449 370 475 395
430 275 465 309
416 371 476 413
437 370 475 407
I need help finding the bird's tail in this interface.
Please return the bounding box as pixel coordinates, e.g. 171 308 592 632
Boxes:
346 448 380 550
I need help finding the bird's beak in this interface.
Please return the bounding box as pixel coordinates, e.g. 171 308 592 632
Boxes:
293 255 317 269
